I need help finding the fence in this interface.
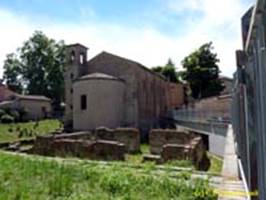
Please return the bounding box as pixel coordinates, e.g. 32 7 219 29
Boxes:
233 0 266 199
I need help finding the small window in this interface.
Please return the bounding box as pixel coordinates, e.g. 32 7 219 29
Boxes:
70 88 73 94
70 73 74 80
80 95 87 110
71 51 75 62
80 54 85 64
70 105 73 110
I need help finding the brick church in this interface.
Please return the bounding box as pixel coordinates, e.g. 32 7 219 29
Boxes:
64 43 184 138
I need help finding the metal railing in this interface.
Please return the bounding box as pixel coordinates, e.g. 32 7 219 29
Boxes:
170 99 231 136
233 0 266 198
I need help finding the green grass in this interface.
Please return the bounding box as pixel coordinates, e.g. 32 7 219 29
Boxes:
125 145 222 173
0 151 217 200
125 144 149 165
208 153 223 174
0 119 62 142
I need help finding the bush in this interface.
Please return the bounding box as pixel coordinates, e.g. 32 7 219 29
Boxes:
10 110 20 122
0 109 5 117
1 114 15 124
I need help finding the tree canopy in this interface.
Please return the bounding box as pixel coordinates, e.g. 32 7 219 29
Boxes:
3 31 66 109
181 42 224 99
152 59 181 83
3 53 23 93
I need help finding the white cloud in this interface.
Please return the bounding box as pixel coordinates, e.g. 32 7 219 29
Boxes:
168 0 253 75
0 0 253 78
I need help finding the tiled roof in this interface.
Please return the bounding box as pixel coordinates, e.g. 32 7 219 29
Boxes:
88 51 167 81
77 73 124 82
13 94 51 101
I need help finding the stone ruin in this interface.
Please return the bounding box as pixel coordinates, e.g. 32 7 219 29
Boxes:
0 126 210 170
31 127 140 161
147 129 210 170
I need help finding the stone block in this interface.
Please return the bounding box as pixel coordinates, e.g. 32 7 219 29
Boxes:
52 139 94 158
92 140 125 161
149 129 192 154
143 154 162 164
33 137 126 161
161 144 191 161
95 127 140 153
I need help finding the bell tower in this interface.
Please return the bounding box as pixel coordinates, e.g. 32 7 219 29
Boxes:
64 43 88 131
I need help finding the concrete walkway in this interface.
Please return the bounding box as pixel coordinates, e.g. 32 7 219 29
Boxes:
218 126 248 200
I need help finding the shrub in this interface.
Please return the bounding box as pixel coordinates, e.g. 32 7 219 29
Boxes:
10 110 20 122
18 108 29 122
0 109 5 117
1 114 15 124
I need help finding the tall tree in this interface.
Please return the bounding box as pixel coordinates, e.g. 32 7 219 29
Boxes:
3 31 66 109
181 42 224 99
152 59 180 83
3 53 23 93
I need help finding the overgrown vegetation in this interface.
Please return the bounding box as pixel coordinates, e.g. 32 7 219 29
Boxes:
0 151 217 200
0 119 61 142
208 153 223 174
0 107 29 123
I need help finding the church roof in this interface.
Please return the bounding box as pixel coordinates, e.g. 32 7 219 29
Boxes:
77 73 124 82
88 51 167 81
66 43 89 49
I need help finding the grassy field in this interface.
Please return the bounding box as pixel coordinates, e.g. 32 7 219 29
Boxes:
0 151 217 200
126 145 223 174
0 119 62 142
0 120 223 175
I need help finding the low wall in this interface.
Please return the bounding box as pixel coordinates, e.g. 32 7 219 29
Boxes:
33 138 125 161
32 127 140 159
54 139 125 161
95 127 140 153
149 129 194 154
149 129 210 170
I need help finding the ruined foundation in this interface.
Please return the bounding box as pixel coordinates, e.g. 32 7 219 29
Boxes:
149 129 210 170
31 127 140 161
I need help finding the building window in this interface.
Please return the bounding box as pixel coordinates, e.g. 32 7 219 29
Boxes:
70 73 74 80
70 105 73 110
80 95 87 110
70 88 73 94
71 51 75 62
80 53 85 64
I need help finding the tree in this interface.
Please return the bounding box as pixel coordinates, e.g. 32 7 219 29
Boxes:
181 42 224 99
3 53 23 93
3 31 66 109
152 59 180 83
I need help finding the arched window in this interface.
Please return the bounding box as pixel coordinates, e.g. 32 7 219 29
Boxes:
80 53 85 64
71 51 75 62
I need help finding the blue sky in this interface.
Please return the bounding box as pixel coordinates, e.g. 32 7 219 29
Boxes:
0 0 253 77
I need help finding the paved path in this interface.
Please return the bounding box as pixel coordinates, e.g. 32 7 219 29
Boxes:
218 126 248 200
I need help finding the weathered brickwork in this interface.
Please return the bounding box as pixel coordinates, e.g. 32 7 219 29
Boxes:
56 139 125 161
32 127 140 160
189 95 232 119
149 129 210 170
95 127 140 153
34 138 125 161
149 129 194 154
64 44 185 138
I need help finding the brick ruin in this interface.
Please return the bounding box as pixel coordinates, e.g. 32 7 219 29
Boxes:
31 127 140 161
148 129 210 170
0 126 210 170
